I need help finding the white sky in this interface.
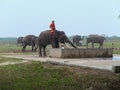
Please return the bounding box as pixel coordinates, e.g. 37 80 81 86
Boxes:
0 0 120 37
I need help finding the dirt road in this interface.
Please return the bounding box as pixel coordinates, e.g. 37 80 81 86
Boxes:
1 53 120 72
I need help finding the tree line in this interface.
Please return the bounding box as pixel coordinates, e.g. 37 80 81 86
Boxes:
0 35 120 44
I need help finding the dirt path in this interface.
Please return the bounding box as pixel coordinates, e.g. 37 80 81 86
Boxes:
1 53 120 72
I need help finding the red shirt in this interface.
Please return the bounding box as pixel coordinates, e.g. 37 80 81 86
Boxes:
50 22 56 30
50 22 56 35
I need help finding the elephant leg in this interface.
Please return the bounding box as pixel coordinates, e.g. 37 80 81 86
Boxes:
22 45 26 52
43 45 46 56
33 43 38 51
78 42 79 46
32 45 34 51
33 45 36 51
35 45 37 51
55 41 59 48
100 43 103 48
99 43 101 48
76 41 79 46
102 43 103 48
92 43 94 48
39 46 42 57
31 42 35 51
102 45 103 48
86 43 88 48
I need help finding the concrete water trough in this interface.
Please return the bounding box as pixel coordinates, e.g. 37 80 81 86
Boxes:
112 66 120 73
49 48 113 58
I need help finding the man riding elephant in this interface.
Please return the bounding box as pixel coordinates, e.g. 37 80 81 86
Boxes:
38 30 77 56
49 20 57 46
49 20 56 36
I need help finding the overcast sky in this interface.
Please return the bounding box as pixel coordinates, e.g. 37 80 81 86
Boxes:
0 0 120 37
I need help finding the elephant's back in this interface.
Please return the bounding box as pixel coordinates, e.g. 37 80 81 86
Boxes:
23 35 34 41
22 35 36 45
38 30 51 45
39 30 50 35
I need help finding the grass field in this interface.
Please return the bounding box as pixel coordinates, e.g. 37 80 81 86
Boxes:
0 59 120 90
0 43 120 90
1 42 120 54
0 56 24 63
86 41 120 54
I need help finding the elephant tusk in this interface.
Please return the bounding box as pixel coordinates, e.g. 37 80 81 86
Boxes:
65 43 71 48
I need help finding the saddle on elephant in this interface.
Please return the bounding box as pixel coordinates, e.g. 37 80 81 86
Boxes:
50 29 55 36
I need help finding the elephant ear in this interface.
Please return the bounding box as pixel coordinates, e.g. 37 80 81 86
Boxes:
57 31 66 43
58 31 65 36
59 34 66 44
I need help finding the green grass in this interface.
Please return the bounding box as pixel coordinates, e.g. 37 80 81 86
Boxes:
0 44 52 56
0 56 24 63
87 41 120 54
1 42 120 54
0 44 21 52
0 60 120 90
0 41 120 90
0 44 38 54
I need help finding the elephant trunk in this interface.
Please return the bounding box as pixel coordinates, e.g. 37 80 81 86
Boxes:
66 38 77 48
59 34 77 48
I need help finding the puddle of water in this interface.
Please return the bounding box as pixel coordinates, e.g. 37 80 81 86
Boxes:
96 55 120 60
85 55 120 60
113 56 120 60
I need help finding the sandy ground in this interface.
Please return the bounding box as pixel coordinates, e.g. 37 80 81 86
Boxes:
1 53 120 72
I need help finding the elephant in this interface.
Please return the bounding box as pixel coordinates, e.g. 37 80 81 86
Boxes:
38 30 77 56
22 35 38 52
17 36 24 46
86 34 106 48
72 35 84 46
